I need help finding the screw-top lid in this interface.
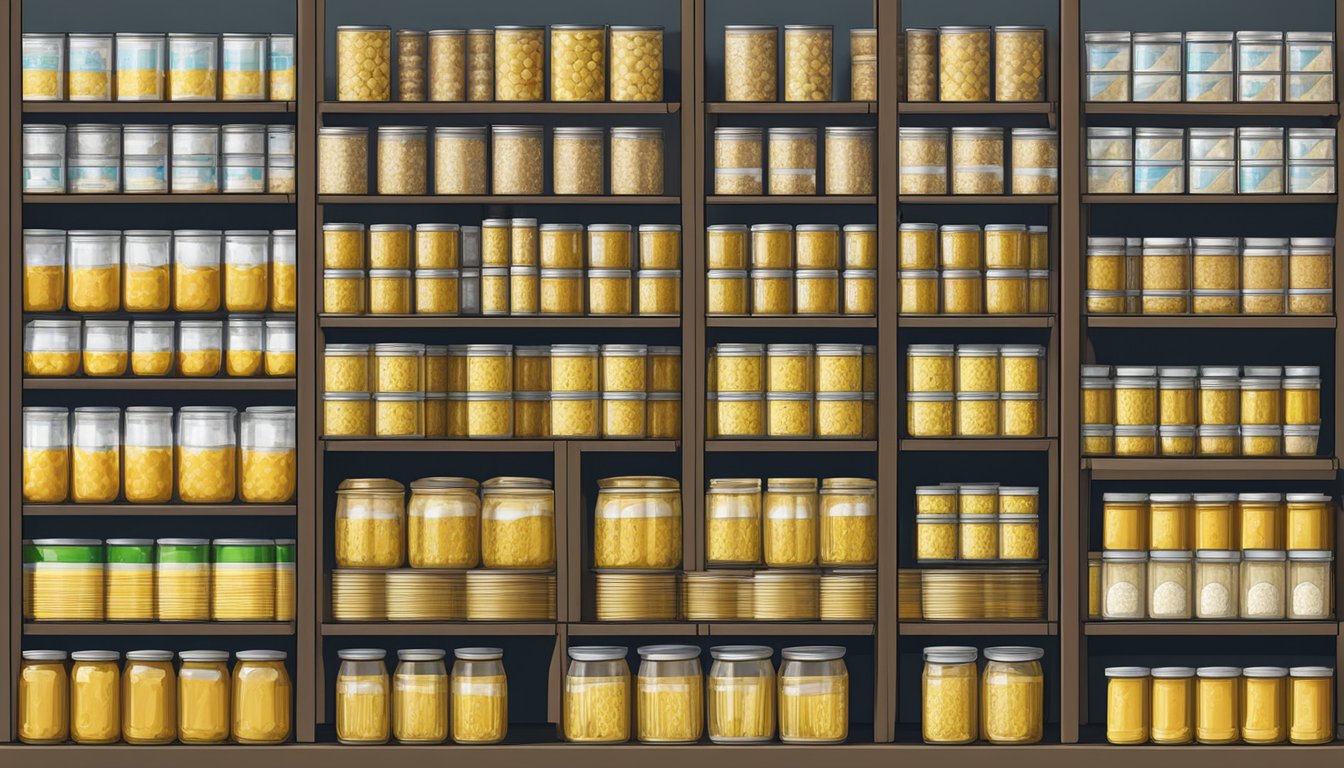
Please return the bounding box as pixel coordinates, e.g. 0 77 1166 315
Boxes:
923 646 977 664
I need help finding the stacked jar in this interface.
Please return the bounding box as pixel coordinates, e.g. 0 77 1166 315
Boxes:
171 123 219 193
1080 363 1322 457
850 28 877 101
899 126 1058 196
713 126 874 196
706 223 875 316
122 124 168 193
906 344 1046 438
705 476 877 570
898 222 1051 314
920 645 1045 744
22 124 66 193
914 483 1042 563
1105 663 1334 745
708 343 876 440
591 478 684 620
904 26 1047 102
68 123 121 194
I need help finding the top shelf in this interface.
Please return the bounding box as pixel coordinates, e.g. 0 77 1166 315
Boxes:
22 101 294 114
1085 102 1338 117
320 101 680 115
707 102 875 114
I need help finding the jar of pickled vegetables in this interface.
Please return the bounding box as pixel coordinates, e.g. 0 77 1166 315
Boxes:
122 650 176 744
565 646 631 744
335 478 405 568
31 539 104 620
708 644 775 743
337 648 390 744
177 650 229 744
636 645 703 744
70 650 120 744
481 477 555 569
18 650 68 744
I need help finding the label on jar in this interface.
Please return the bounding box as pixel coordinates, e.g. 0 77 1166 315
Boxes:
69 48 110 72
23 52 59 70
223 47 263 71
170 47 213 71
118 47 159 71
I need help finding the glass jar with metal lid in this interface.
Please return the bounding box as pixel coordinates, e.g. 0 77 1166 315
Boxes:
219 33 267 101
1242 666 1289 744
177 649 230 744
552 127 604 195
177 406 236 503
336 25 391 101
1241 549 1287 619
1195 665 1242 744
714 128 764 195
980 646 1043 743
724 25 777 101
1287 32 1335 102
481 477 555 568
921 646 978 744
318 126 369 194
1288 666 1334 744
818 478 876 566
335 478 405 568
231 650 291 744
609 26 663 101
768 127 818 195
1195 549 1241 619
565 646 631 743
494 26 544 101
22 33 66 101
1105 666 1151 744
708 645 775 743
122 650 176 744
550 25 606 102
69 650 120 744
154 538 209 621
18 649 69 744
390 649 448 744
115 33 165 101
706 478 762 565
951 127 1004 194
763 478 819 567
451 647 508 744
636 645 703 743
938 26 991 101
594 476 682 569
1148 550 1193 619
1102 550 1146 619
778 645 847 744
1287 549 1332 619
825 127 874 195
408 477 480 568
336 648 390 744
431 126 487 194
611 127 664 195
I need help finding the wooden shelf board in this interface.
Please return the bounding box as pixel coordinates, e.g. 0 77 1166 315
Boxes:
25 622 295 636
1086 316 1336 329
899 622 1056 636
706 195 877 205
319 195 679 205
566 623 700 636
319 316 680 329
705 440 878 453
322 439 557 453
704 622 875 636
899 101 1055 114
23 377 296 390
897 195 1060 204
1084 102 1338 116
707 101 875 114
571 440 681 453
900 438 1056 452
706 316 877 328
321 622 556 636
23 101 294 113
1085 621 1339 636
23 504 296 517
899 315 1055 328
1082 194 1337 205
320 101 680 114
1084 457 1338 480
24 194 294 204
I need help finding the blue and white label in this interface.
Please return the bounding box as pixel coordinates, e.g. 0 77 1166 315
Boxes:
69 49 110 73
170 48 214 71
23 52 60 71
23 167 64 193
223 48 263 71
118 46 161 71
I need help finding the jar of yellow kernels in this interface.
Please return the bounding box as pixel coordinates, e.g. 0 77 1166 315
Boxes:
493 26 544 101
324 392 372 436
941 270 983 313
708 269 749 315
597 344 645 393
594 476 681 568
598 25 663 102
1240 377 1282 425
222 230 269 312
778 645 848 744
414 223 458 269
908 392 954 437
120 406 172 504
462 343 510 394
706 478 762 565
481 477 555 568
376 392 425 437
955 393 999 436
478 266 508 315
649 346 680 392
336 25 391 101
67 33 113 100
367 224 411 269
819 478 876 565
795 269 838 314
177 320 223 377
718 393 764 438
648 392 680 438
368 268 411 314
815 343 862 393
318 126 369 194
897 222 937 270
426 29 466 102
335 478 405 568
370 342 422 394
763 478 818 567
128 320 172 376
549 25 606 102
172 229 222 312
1001 391 1043 437
536 225 581 270
838 224 875 270
407 477 480 569
69 407 120 504
816 393 864 438
564 646 632 744
635 269 679 315
939 26 991 101
635 224 680 270
951 127 1004 194
82 319 129 377
981 646 1043 744
834 268 873 315
907 344 955 393
1284 374 1320 425
707 224 749 269
716 342 765 393
121 230 171 312
790 224 837 269
323 269 365 314
491 124 544 194
115 33 165 101
323 223 366 269
66 230 120 313
611 127 665 195
240 407 296 504
767 343 813 394
166 34 218 101
724 25 778 101
825 127 875 195
23 229 66 312
414 269 459 314
549 343 597 393
900 270 938 313
220 33 267 100
177 406 237 503
24 319 80 377
996 26 1046 101
267 33 295 100
781 24 834 101
767 393 813 437
22 33 66 101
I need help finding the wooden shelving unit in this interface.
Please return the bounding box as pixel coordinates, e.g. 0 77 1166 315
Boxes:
3 0 1343 759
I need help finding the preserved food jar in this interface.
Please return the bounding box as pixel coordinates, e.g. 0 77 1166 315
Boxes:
768 128 817 195
481 477 554 568
325 392 371 436
71 406 119 503
551 127 604 195
565 647 631 743
1242 666 1288 744
601 344 646 391
223 230 269 312
766 345 810 394
706 478 762 565
335 478 404 567
177 319 222 377
260 317 295 376
494 26 543 101
220 34 266 101
763 478 818 567
714 127 763 195
593 476 681 568
1289 666 1334 744
369 268 411 314
450 647 507 744
123 650 176 744
980 646 1043 744
336 26 391 101
377 127 427 194
1195 666 1241 744
318 126 369 194
19 650 68 744
375 392 424 436
1241 548 1287 619
492 125 543 194
337 649 390 744
818 478 875 565
939 26 990 101
407 477 479 569
23 34 65 101
778 646 847 744
611 26 663 101
67 33 113 100
67 230 120 313
1238 32 1284 102
636 645 703 743
916 514 957 560
725 26 777 101
1285 492 1332 550
232 650 290 744
415 223 459 269
269 34 296 100
1102 550 1146 619
175 406 236 502
121 407 172 504
391 649 447 744
325 343 370 393
1287 549 1332 619
996 26 1046 101
23 229 65 312
1148 550 1193 619
638 269 680 315
177 650 229 744
1105 666 1150 744
105 538 154 620
611 127 664 195
23 408 69 503
1143 666 1195 745
70 651 120 744
169 229 221 313
921 646 977 744
825 127 874 195
115 33 165 101
31 538 103 620
951 127 1003 194
429 127 487 194
1012 128 1059 194
783 25 832 101
396 30 427 102
24 319 80 377
1286 32 1334 102
465 29 493 101
708 645 775 743
120 230 171 312
155 538 209 621
550 25 605 102
240 406 295 503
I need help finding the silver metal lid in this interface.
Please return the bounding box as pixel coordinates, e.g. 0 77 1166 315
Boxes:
710 645 773 661
455 647 504 661
984 646 1044 662
397 649 447 661
924 646 978 664
781 645 845 662
569 646 628 662
1105 666 1151 678
180 650 230 662
638 644 701 661
338 648 388 661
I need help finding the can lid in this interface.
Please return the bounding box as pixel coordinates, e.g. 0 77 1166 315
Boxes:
924 646 978 664
568 646 628 662
781 645 845 662
1290 666 1335 678
1197 666 1242 678
455 647 504 661
180 650 230 663
237 650 288 662
1243 666 1289 678
710 645 772 661
126 650 174 662
984 646 1044 663
72 651 120 662
1151 666 1196 678
637 644 700 661
338 648 387 661
1105 666 1151 678
23 650 68 661
397 649 447 662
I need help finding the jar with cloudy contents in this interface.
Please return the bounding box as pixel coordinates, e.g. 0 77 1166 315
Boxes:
23 33 65 101
433 127 487 195
1147 550 1194 619
427 29 466 102
540 269 583 315
611 127 664 195
905 28 937 101
724 26 777 102
899 127 948 194
492 26 543 101
1012 129 1058 194
768 128 817 195
1238 31 1284 102
335 25 391 101
1185 32 1234 101
318 127 369 194
541 224 584 269
1085 31 1131 101
1103 550 1147 619
1287 550 1333 619
714 128 763 195
825 127 874 195
1132 32 1182 101
1287 32 1335 102
843 225 876 269
323 270 365 314
115 33 166 101
951 127 1003 195
491 125 543 195
1241 549 1287 619
553 127 605 195
550 25 606 102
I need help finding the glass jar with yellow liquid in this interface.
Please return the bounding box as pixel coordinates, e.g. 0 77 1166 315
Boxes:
335 478 406 568
122 650 177 744
452 647 508 743
393 649 449 744
23 228 66 312
778 645 848 744
226 317 264 377
23 406 69 503
31 538 104 621
67 230 121 313
178 406 237 503
565 646 631 743
24 319 81 377
408 477 480 568
264 319 296 377
179 320 224 377
177 650 230 744
70 650 121 744
72 406 120 504
224 230 270 312
981 645 1044 744
123 407 173 503
241 406 296 503
123 230 171 312
82 319 129 377
233 650 292 744
708 645 775 744
174 229 223 312
270 230 297 311
131 320 174 376
636 644 703 744
337 648 391 744
18 649 68 744
156 538 210 621
481 476 555 569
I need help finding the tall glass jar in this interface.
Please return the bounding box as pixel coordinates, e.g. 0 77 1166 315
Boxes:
1105 666 1150 745
451 647 508 743
122 650 177 745
783 25 833 101
18 649 68 744
550 25 606 102
636 645 703 743
334 477 405 568
611 26 664 101
177 650 230 744
611 127 664 195
336 649 390 745
724 26 778 101
71 406 120 503
1289 666 1334 744
336 26 391 101
232 650 291 744
123 229 171 312
481 477 555 568
240 406 296 503
69 650 120 744
818 477 876 566
178 406 236 503
406 477 480 568
763 478 818 567
23 407 69 503
922 646 978 744
392 649 448 744
492 125 543 194
565 646 631 743
778 646 847 744
708 645 775 743
494 26 544 101
67 229 120 313
1242 666 1288 744
594 476 682 569
981 646 1043 744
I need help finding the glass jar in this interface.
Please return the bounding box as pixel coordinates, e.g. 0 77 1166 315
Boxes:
1196 549 1240 619
611 127 664 195
939 26 991 101
1150 667 1195 744
951 127 1004 194
777 646 847 744
318 126 369 194
996 26 1046 101
67 33 113 100
395 29 427 102
231 650 291 744
1012 128 1059 194
980 646 1043 744
1148 550 1193 619
450 648 508 744
549 25 606 102
548 126 604 195
481 477 555 568
70 406 120 504
1285 493 1332 550
825 127 874 195
763 478 819 567
818 478 876 566
24 319 80 377
220 33 266 101
407 477 479 569
635 645 702 744
335 478 405 568
594 476 682 569
714 127 763 194
708 645 775 743
390 649 448 744
269 34 295 99
23 408 70 504
104 538 154 621
491 125 543 194
1287 550 1333 619
1194 666 1241 744
706 478 762 565
70 651 120 744
67 230 120 313
1238 31 1284 102
724 25 778 101
1193 493 1236 550
1242 666 1288 744
122 650 176 744
170 229 221 313
427 126 487 194
1102 550 1146 619
376 127 427 194
120 230 170 312
1289 666 1334 744
920 646 978 744
22 229 65 312
1241 549 1287 619
22 34 66 101
18 650 69 744
1105 666 1151 745
115 33 165 101
177 650 229 744
493 26 543 101
239 406 295 503
122 408 172 507
337 649 390 744
565 646 631 743
336 26 391 101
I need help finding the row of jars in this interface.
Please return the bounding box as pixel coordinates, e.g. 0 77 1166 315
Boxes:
1086 236 1333 316
21 32 294 102
901 267 1050 315
326 342 679 395
22 405 296 504
904 26 1047 102
906 344 1046 438
330 568 555 622
1082 364 1321 428
25 538 294 623
708 264 874 316
710 223 875 270
23 228 296 313
1101 492 1333 552
1086 127 1336 195
709 343 875 439
318 124 664 196
903 568 1046 622
591 477 684 569
1100 548 1332 620
915 514 1041 561
723 26 873 102
1085 31 1334 102
17 649 291 745
704 478 876 567
901 222 1050 271
23 123 295 195
920 645 1046 744
24 317 293 379
1083 423 1320 457
899 127 1059 195
324 263 679 316
336 25 663 103
594 569 875 622
335 476 554 569
713 126 874 196
1106 665 1333 745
